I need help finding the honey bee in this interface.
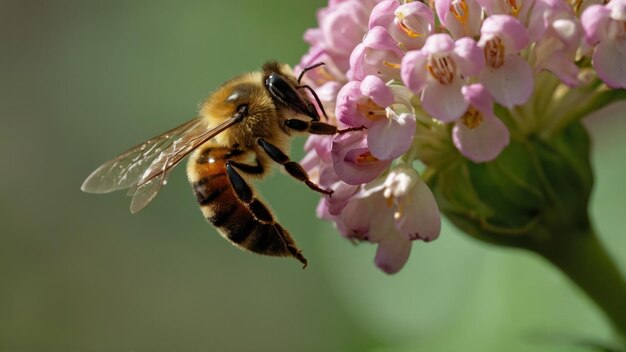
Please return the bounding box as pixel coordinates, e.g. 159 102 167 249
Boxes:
81 62 353 268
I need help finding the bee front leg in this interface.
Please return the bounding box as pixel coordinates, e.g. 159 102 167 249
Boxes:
284 119 365 135
256 138 333 197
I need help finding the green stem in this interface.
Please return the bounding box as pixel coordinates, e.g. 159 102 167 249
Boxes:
534 228 626 345
548 88 626 137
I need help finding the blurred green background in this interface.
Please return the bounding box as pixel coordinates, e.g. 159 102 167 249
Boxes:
1 1 625 351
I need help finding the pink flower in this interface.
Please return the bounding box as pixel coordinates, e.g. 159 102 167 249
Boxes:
380 167 441 242
478 15 533 108
332 167 441 274
401 33 484 122
453 84 510 162
297 45 349 87
302 134 361 217
349 26 405 81
317 0 371 58
333 190 411 274
336 76 416 160
581 0 626 88
298 0 380 85
477 0 534 19
370 0 435 50
435 0 483 39
331 130 392 185
530 0 582 86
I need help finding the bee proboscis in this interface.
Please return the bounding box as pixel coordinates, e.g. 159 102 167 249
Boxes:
81 62 352 267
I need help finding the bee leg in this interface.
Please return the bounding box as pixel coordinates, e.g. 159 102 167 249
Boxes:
257 138 333 196
284 119 366 135
225 161 274 224
226 159 264 175
224 160 308 267
284 119 335 134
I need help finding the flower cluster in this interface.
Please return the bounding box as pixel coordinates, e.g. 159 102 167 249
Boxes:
297 0 626 273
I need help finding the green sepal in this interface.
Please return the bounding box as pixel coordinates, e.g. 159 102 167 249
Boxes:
428 121 594 247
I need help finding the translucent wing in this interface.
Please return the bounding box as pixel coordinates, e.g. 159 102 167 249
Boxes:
81 115 243 213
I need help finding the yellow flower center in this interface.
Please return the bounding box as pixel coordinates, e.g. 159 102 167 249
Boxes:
462 106 484 129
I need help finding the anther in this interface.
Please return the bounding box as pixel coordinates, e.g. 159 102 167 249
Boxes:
450 0 469 25
484 37 505 69
427 56 456 85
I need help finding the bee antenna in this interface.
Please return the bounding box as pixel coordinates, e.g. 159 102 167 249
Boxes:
297 84 328 121
297 62 325 84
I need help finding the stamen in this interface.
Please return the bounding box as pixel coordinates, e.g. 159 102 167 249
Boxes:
506 0 520 16
397 19 422 38
396 12 423 38
461 107 484 129
356 98 386 121
484 37 505 69
356 151 379 164
427 55 456 85
450 0 469 25
383 61 402 69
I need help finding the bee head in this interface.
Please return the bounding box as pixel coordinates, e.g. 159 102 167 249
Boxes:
262 62 320 121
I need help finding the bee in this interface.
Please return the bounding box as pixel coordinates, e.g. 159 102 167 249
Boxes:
81 62 353 268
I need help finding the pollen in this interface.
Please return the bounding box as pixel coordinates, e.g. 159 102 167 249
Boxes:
450 0 469 25
427 55 456 85
484 37 505 69
461 107 484 129
356 151 379 164
357 98 387 121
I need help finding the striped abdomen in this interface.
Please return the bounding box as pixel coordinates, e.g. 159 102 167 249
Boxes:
187 145 306 266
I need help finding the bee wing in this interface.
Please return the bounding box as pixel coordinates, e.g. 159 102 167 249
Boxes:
81 115 243 213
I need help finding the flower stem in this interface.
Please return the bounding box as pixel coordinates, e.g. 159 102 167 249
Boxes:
534 227 626 344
